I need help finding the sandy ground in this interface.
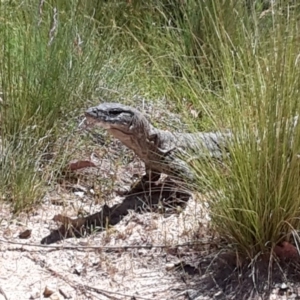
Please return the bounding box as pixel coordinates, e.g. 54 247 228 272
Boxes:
1 100 299 300
0 187 213 300
1 172 299 300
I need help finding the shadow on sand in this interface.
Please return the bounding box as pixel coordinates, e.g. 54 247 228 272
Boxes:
41 177 191 244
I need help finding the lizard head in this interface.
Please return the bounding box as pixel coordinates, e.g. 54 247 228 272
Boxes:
85 102 149 136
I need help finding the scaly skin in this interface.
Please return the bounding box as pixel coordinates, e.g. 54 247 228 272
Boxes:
85 102 232 181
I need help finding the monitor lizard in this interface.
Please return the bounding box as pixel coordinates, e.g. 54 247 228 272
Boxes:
84 102 232 183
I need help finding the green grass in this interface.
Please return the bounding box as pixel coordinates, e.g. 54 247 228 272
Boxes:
187 1 300 259
1 0 300 263
0 0 110 211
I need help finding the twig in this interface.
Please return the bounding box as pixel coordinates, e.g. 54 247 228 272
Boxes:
0 238 215 252
0 285 8 300
29 255 155 300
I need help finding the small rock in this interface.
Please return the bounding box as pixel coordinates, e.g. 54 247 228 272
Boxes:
165 263 176 271
280 283 288 291
73 264 84 276
43 286 55 297
74 191 84 198
18 229 32 239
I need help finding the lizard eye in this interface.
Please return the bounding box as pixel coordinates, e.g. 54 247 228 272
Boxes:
109 110 122 116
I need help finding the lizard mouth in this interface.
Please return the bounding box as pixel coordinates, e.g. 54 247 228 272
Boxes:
82 115 98 127
84 115 113 129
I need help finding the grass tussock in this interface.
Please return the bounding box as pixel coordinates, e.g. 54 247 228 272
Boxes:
188 1 300 258
0 0 110 211
1 0 300 263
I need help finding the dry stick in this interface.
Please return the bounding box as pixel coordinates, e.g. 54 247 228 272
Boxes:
0 285 8 300
0 238 214 252
28 255 106 300
29 255 154 300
